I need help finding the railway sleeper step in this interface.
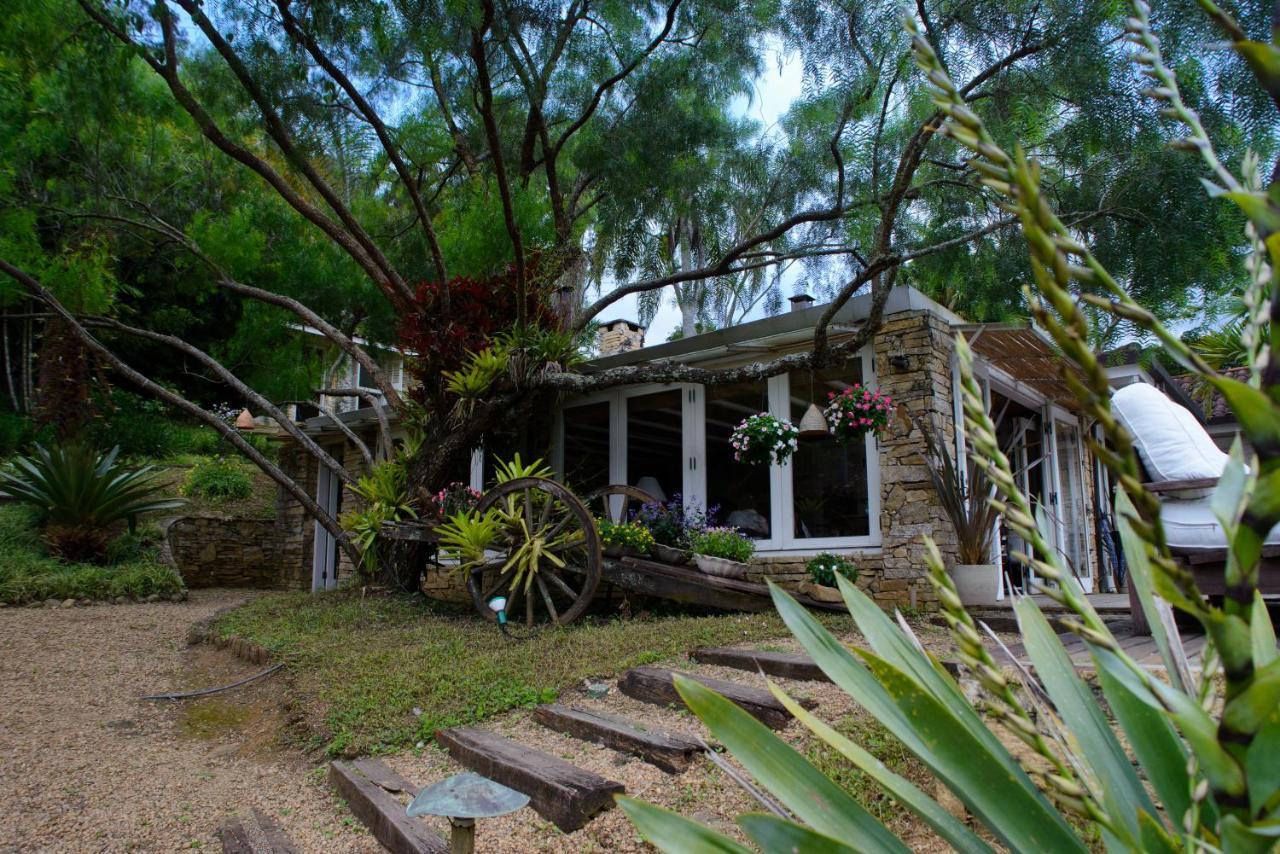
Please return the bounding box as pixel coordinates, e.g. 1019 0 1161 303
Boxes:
618 666 816 730
435 725 624 832
690 647 831 682
328 758 447 854
531 703 704 773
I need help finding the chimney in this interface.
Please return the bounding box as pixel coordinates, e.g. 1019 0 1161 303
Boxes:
597 319 646 356
788 294 815 312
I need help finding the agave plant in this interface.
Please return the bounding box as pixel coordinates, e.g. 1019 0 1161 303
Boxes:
621 4 1280 851
0 443 184 562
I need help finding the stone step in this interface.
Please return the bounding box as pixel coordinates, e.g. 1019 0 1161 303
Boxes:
690 647 831 682
328 759 447 854
531 704 703 773
617 666 816 730
435 726 624 832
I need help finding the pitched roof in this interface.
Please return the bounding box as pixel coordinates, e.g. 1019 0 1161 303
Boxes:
1171 365 1250 424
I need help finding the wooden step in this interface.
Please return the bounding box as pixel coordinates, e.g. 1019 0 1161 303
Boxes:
690 647 831 682
617 666 816 730
329 759 447 854
217 808 299 854
532 704 703 773
435 726 624 832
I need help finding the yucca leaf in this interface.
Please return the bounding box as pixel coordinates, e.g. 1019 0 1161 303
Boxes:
1245 715 1280 819
855 649 1087 852
1137 811 1184 854
1015 598 1157 842
1251 590 1277 668
672 675 908 853
1092 645 1243 800
615 796 751 853
1115 491 1192 687
767 680 993 854
1222 657 1280 734
736 814 859 852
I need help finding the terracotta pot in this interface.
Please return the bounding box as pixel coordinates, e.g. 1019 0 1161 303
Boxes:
951 563 999 606
694 554 750 579
799 581 845 603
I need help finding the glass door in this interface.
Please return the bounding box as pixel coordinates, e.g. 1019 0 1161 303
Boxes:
1051 418 1091 590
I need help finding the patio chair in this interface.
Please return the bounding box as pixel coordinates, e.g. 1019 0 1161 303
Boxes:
1111 382 1280 633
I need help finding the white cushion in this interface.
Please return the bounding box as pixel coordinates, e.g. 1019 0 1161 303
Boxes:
1161 497 1280 550
1112 383 1226 488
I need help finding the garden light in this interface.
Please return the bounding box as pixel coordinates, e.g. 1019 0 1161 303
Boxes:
407 771 529 854
487 595 507 625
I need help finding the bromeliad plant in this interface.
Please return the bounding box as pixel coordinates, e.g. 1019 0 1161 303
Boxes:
340 457 416 577
621 5 1280 852
824 384 893 445
0 442 185 563
729 413 799 465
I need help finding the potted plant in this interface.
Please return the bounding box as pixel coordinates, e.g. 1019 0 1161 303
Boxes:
729 413 799 465
597 518 655 558
799 552 857 603
918 415 1002 606
633 496 713 564
824 384 893 445
689 526 755 579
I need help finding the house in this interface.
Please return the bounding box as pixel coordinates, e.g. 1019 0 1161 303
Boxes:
271 285 1105 607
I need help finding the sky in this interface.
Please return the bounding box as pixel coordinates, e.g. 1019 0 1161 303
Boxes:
608 45 805 345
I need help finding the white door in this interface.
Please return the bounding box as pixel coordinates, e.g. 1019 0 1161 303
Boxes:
311 458 342 591
1050 419 1092 591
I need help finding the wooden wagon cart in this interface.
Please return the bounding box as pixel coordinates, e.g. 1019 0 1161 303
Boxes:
382 477 840 627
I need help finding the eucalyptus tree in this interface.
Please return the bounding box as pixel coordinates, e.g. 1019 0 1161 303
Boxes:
1 0 1266 566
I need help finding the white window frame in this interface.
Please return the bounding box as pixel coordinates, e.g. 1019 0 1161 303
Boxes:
556 347 881 554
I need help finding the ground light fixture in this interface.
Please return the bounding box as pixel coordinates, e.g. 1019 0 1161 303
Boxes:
487 595 507 625
407 771 530 854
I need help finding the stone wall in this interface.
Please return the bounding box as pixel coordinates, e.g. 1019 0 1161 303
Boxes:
164 513 306 590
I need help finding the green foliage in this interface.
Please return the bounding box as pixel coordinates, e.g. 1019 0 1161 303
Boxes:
0 411 37 456
435 509 501 569
688 526 754 563
104 522 164 565
442 348 508 399
88 392 222 460
0 443 184 562
491 453 554 484
340 458 416 577
805 553 857 588
596 518 655 553
181 457 253 501
0 507 181 604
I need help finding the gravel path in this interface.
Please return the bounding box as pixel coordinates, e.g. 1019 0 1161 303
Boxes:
0 590 377 853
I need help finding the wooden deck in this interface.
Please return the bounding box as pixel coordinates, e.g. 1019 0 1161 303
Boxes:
992 624 1211 673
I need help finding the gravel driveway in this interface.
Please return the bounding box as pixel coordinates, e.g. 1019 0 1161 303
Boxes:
0 590 377 853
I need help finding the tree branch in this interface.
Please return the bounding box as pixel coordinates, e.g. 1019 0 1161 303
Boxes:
0 256 359 565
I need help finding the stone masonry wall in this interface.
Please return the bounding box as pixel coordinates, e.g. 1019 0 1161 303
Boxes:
749 310 959 611
164 513 307 590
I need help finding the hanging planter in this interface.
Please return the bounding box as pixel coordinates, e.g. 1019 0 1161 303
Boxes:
729 413 799 465
824 384 893 445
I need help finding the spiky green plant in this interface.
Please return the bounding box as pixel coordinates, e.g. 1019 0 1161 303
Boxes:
0 442 185 563
621 4 1280 851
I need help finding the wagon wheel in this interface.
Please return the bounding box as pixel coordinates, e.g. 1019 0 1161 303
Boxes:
466 476 602 627
585 484 658 525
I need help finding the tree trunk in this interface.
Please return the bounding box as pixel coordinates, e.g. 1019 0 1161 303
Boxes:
34 316 93 438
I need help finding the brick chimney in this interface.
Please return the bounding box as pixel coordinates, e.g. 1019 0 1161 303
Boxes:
597 319 646 356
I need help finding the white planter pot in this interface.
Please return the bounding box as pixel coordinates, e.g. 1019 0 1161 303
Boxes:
694 554 750 579
951 564 999 607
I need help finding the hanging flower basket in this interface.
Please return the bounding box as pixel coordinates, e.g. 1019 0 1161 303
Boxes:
824 384 893 445
729 413 799 465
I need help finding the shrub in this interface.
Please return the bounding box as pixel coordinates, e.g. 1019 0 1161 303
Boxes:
105 523 165 564
181 457 254 501
0 443 184 562
688 527 755 563
0 411 37 457
805 553 857 587
597 519 655 553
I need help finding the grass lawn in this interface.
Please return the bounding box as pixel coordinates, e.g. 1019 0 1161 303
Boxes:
214 589 851 756
0 506 184 604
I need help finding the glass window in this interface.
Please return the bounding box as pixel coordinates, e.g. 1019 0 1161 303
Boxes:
705 381 773 539
788 358 870 538
562 401 610 494
626 390 684 504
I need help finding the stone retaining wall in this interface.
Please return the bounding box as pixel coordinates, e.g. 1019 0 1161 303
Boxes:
164 514 306 590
